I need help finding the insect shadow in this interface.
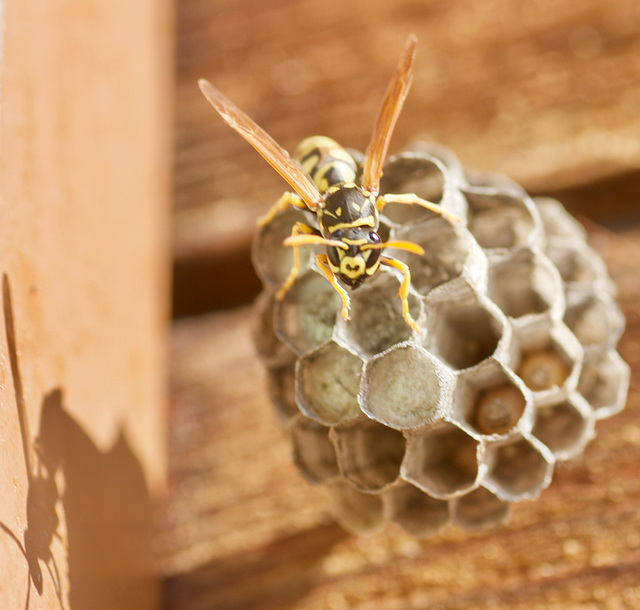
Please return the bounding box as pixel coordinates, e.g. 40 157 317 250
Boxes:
1 275 66 610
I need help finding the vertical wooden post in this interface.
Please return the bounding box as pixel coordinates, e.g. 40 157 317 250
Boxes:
0 0 171 607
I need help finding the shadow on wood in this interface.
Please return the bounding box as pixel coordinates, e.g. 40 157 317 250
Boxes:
163 521 348 610
1 275 158 609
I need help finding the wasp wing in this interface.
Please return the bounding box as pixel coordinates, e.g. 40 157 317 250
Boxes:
361 34 417 195
198 79 322 211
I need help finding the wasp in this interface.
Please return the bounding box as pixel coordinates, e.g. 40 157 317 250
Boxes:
199 34 457 332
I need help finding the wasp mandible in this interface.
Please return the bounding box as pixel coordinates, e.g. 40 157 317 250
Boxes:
199 34 457 332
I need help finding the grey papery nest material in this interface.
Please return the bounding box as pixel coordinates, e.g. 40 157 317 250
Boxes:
252 143 629 537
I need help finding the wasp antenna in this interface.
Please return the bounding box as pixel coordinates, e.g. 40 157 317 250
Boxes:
361 240 425 256
283 234 349 250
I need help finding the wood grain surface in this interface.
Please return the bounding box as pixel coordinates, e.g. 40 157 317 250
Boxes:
160 224 640 609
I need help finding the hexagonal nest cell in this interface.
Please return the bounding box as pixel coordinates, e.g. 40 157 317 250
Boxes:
335 271 421 358
331 418 406 492
403 423 481 499
252 143 629 537
453 359 531 437
424 288 506 370
296 341 362 425
488 248 563 319
385 482 450 538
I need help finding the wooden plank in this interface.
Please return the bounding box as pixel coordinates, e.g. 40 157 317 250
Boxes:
0 0 171 607
161 225 640 609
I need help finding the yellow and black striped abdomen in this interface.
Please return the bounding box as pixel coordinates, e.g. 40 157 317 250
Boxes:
294 136 357 194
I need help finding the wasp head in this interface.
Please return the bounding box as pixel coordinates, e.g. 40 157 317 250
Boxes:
326 227 382 288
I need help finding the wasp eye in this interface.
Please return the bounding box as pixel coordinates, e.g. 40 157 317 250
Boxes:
369 231 381 244
365 246 381 269
327 245 342 268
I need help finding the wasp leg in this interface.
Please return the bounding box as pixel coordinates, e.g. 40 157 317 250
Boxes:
257 192 308 227
377 193 460 223
276 222 317 300
381 256 421 333
315 254 351 321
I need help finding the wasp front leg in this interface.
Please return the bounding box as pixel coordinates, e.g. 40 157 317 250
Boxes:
315 254 351 321
257 192 309 227
276 222 317 300
381 256 421 333
377 193 460 223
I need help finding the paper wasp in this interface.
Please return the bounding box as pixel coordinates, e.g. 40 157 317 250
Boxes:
199 34 457 332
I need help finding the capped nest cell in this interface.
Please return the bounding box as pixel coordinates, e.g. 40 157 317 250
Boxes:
252 144 629 537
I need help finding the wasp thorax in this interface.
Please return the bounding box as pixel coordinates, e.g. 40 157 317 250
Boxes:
326 227 382 288
321 184 377 234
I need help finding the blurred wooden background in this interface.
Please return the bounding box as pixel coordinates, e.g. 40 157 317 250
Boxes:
163 0 640 608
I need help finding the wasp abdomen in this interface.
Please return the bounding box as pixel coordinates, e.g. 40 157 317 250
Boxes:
294 136 358 194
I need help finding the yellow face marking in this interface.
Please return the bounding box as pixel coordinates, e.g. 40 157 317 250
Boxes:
335 207 342 217
340 255 366 279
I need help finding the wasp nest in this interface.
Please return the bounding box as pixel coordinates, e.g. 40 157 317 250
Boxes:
252 143 629 537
